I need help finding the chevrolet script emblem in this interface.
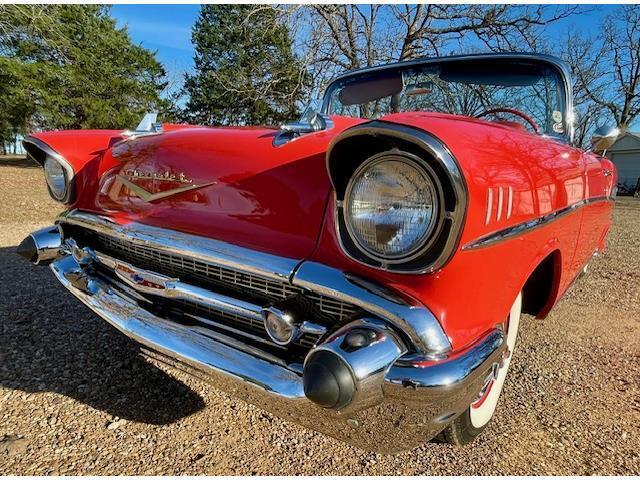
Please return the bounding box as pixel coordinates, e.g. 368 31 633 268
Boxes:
115 169 215 202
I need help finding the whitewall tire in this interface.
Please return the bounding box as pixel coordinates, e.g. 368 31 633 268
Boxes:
441 292 522 445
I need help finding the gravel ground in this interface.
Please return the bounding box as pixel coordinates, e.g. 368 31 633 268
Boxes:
0 156 638 475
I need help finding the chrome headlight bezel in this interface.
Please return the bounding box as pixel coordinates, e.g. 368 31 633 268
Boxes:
23 137 75 204
328 122 468 274
342 152 445 264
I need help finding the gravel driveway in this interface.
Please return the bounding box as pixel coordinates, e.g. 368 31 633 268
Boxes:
1 157 638 475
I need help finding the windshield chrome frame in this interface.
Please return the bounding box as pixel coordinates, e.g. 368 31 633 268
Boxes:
321 53 574 144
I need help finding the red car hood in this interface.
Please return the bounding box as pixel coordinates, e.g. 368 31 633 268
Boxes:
89 118 362 259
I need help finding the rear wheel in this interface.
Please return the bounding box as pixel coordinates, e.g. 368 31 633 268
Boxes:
441 292 522 445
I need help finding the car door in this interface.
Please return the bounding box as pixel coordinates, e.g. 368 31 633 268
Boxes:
577 151 615 267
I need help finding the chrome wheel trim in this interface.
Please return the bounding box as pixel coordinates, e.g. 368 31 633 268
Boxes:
469 292 522 428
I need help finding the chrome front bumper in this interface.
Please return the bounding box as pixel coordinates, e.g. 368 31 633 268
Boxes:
23 217 506 452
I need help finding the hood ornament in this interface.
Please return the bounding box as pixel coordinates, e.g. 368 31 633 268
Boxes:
121 112 163 139
115 169 215 202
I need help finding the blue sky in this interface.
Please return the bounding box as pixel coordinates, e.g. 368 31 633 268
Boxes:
111 4 200 88
110 4 618 94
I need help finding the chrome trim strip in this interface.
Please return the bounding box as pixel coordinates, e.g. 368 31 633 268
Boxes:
462 196 614 250
292 261 451 358
485 188 493 225
496 187 504 222
507 186 513 219
57 210 299 282
97 251 265 321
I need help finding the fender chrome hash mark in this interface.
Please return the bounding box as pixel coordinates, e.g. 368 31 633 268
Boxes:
115 174 216 203
463 196 615 250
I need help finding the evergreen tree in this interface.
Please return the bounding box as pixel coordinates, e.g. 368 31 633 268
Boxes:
0 4 169 146
183 5 306 126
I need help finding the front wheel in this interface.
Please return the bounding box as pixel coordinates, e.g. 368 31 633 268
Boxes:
441 292 522 445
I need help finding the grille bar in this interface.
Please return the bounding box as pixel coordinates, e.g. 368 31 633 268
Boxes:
90 230 358 322
63 225 360 356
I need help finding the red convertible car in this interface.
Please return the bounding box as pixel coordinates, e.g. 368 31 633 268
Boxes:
18 53 617 452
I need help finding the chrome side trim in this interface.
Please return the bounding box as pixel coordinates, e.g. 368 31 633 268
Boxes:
57 210 299 282
462 196 614 250
292 261 451 358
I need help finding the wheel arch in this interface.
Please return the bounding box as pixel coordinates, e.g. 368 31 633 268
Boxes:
521 248 562 318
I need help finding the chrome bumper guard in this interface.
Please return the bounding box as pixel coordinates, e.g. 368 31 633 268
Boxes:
26 217 507 452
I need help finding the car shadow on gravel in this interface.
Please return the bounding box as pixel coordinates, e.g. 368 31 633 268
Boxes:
0 246 206 425
0 156 37 169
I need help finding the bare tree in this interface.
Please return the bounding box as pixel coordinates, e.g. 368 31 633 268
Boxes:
563 32 609 147
561 5 640 145
579 6 640 133
285 4 583 97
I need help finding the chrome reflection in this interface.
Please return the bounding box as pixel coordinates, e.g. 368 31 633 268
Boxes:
48 251 505 452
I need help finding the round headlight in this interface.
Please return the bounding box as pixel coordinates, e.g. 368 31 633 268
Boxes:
44 155 68 201
344 155 439 260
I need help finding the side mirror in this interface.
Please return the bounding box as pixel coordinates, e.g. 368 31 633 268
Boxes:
590 125 619 153
273 110 334 147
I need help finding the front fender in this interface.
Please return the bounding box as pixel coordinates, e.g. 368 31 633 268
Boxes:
313 112 586 351
23 130 124 206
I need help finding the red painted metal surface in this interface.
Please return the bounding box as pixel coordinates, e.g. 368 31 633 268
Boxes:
309 112 614 350
34 117 363 259
28 111 614 353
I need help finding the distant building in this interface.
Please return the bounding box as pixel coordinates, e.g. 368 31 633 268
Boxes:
606 132 640 193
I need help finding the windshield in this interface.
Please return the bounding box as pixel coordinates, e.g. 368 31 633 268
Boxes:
325 58 568 138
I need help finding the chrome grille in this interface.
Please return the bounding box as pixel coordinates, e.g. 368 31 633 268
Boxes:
64 226 360 356
96 233 303 300
92 232 358 322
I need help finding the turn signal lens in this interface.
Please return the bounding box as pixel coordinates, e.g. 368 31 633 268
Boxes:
264 309 297 345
